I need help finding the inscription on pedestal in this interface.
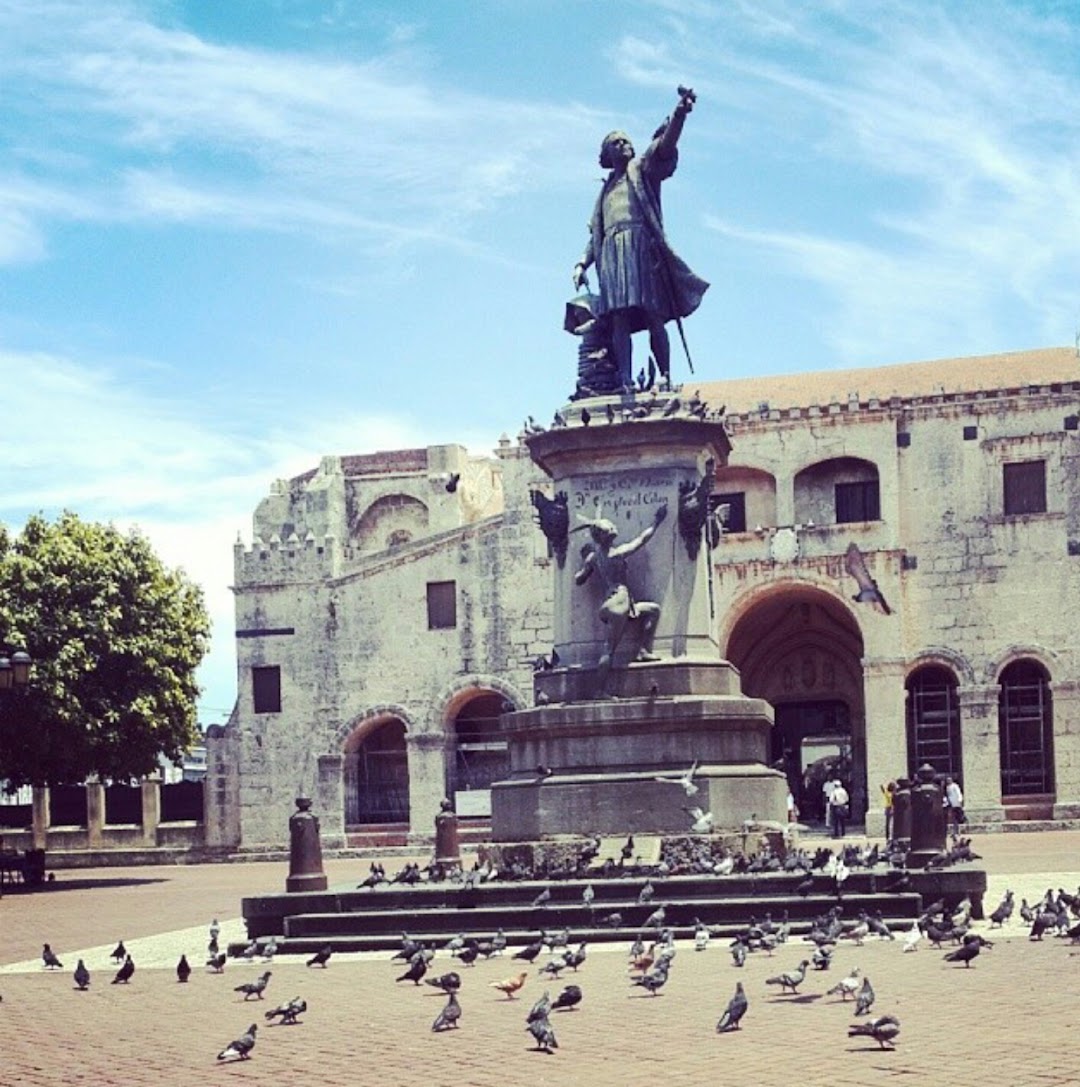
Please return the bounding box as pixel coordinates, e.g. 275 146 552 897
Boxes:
571 471 670 519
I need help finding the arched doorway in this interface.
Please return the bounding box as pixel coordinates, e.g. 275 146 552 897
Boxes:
905 665 963 782
342 716 410 825
998 660 1055 798
448 691 510 817
725 587 865 825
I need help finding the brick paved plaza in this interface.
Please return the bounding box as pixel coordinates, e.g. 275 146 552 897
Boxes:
1 833 1077 1087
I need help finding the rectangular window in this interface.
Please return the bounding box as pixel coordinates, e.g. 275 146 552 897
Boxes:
426 580 457 629
835 480 880 524
710 492 746 533
1003 460 1046 516
252 665 281 714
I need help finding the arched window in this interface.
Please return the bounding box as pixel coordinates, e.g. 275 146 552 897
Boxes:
905 665 962 780
450 693 510 807
998 661 1054 796
343 719 409 824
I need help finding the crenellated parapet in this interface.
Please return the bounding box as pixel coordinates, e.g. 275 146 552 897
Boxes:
233 531 342 586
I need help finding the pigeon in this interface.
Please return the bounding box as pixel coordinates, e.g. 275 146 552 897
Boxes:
111 955 135 984
261 936 279 963
526 1014 558 1053
391 935 423 962
716 981 748 1032
176 954 191 983
630 963 670 996
902 921 922 953
42 944 63 970
513 940 544 963
264 996 306 1025
943 940 984 967
527 990 552 1023
812 945 833 971
432 991 462 1032
234 970 271 999
643 905 667 929
457 942 480 967
766 960 809 994
580 407 591 426
209 918 221 943
654 760 699 796
207 934 219 957
564 943 588 971
490 971 528 999
396 958 428 985
73 959 90 991
425 971 462 994
685 806 715 833
731 941 747 968
240 939 261 961
827 967 861 1000
637 881 655 905
306 945 332 968
110 941 127 964
444 472 461 494
540 958 566 979
582 884 595 908
207 952 227 973
848 1015 901 1050
531 887 552 908
217 1023 257 1061
844 541 892 613
551 984 582 1012
854 976 876 1016
601 911 624 929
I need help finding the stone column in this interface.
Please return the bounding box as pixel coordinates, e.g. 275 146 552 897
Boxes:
406 732 450 843
285 796 328 893
140 776 161 847
30 786 49 850
202 723 241 849
1050 680 1080 819
85 780 106 849
861 657 907 839
315 754 346 849
957 684 1005 824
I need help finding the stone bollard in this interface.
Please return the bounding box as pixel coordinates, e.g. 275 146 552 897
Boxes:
907 764 947 869
286 796 328 893
892 777 912 850
434 797 461 869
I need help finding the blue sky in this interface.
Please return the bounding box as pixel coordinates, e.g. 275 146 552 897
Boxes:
2 0 1079 721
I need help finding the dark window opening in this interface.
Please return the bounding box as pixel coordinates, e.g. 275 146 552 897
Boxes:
835 480 880 524
710 492 746 533
999 660 1054 796
427 581 457 629
1003 460 1046 516
345 720 409 824
906 666 962 782
252 665 282 714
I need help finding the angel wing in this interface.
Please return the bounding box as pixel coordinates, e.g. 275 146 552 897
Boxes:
843 542 892 615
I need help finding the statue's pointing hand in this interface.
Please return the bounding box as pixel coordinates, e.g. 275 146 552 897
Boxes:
654 503 668 526
573 262 589 291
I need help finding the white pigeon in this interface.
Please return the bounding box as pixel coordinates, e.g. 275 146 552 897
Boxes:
713 853 735 876
827 966 862 1000
582 884 595 907
834 859 850 889
685 806 714 833
694 928 710 952
655 760 699 796
902 921 922 953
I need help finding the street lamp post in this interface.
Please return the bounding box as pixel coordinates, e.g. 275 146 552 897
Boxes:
0 650 33 691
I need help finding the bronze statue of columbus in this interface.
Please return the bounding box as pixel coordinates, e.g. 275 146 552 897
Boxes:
572 87 709 391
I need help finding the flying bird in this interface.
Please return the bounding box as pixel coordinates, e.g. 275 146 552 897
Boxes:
265 996 306 1025
111 955 135 984
844 542 892 614
176 954 191 983
217 1023 258 1061
551 984 582 1012
654 760 699 796
432 991 462 1032
234 971 272 999
73 959 90 991
766 960 809 994
848 1015 901 1050
715 981 748 1032
685 806 714 833
445 472 461 493
490 971 528 999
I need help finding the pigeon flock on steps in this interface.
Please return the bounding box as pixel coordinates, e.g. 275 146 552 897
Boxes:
8 847 1078 1066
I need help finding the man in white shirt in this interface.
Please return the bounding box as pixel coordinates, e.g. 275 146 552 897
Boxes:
829 779 850 839
943 776 965 832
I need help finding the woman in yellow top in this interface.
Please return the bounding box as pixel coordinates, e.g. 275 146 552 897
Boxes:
880 781 897 842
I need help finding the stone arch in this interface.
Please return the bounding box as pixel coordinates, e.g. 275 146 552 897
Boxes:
904 662 963 782
350 494 429 552
793 455 880 525
986 644 1059 684
338 706 413 825
723 580 866 825
434 674 527 724
334 703 415 751
997 656 1056 799
906 646 975 686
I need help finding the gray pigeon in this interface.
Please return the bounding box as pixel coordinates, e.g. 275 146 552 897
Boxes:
716 981 748 1032
531 887 552 908
111 955 135 984
264 996 306 1025
234 970 271 999
848 1015 900 1050
42 944 63 970
73 959 90 991
643 905 666 929
217 1023 257 1061
765 960 809 994
854 976 875 1016
551 984 582 1012
526 1014 558 1053
432 991 462 1032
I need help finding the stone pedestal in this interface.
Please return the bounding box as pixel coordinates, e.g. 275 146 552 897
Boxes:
491 409 786 840
140 777 161 847
286 796 328 893
434 799 461 866
908 764 947 868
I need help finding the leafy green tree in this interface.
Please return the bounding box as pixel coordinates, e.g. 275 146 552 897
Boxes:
0 512 210 787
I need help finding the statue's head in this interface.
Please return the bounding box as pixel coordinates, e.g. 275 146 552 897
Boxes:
588 518 618 545
599 130 635 168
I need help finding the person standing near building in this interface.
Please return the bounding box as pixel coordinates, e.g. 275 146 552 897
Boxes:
943 776 965 833
880 780 897 841
829 779 850 839
822 776 837 831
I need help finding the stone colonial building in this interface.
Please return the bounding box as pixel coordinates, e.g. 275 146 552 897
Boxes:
222 346 1080 848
